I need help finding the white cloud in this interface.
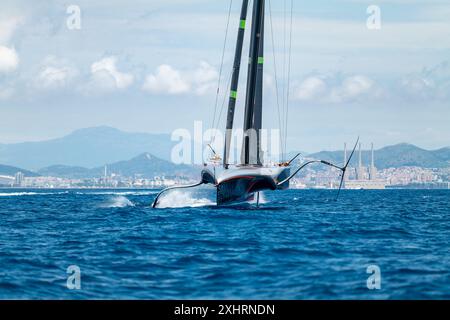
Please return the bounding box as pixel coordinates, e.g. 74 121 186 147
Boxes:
191 61 218 96
90 56 134 90
330 76 375 103
292 61 449 104
39 66 74 87
295 76 327 101
143 64 190 95
35 56 78 89
0 46 19 72
400 61 450 100
400 76 434 99
293 73 377 104
143 61 218 96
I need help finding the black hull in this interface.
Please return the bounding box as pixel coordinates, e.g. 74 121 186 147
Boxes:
216 168 290 206
217 176 272 205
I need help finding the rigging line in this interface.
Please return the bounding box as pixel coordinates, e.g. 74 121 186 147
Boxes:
212 68 234 145
284 0 293 156
282 0 287 157
211 0 233 134
268 0 284 160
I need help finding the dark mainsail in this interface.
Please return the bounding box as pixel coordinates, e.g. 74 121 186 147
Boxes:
223 0 265 167
242 0 264 165
223 0 249 168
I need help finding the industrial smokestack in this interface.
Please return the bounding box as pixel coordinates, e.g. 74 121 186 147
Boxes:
369 142 377 180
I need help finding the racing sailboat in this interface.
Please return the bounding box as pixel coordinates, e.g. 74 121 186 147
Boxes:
152 0 357 208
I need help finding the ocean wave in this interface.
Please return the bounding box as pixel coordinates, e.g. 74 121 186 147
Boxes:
155 190 215 208
75 191 158 196
0 192 68 197
99 195 135 208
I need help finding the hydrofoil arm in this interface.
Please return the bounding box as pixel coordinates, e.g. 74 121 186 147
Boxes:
152 169 217 208
277 137 359 199
152 181 205 208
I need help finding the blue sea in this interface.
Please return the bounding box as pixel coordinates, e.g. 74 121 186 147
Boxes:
0 188 449 299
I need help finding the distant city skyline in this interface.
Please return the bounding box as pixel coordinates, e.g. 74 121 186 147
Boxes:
0 1 449 151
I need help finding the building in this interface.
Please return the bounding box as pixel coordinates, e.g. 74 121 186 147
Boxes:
355 143 366 180
0 175 14 187
344 142 386 190
369 143 377 180
14 172 25 187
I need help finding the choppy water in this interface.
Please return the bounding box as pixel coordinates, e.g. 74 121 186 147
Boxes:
0 188 449 299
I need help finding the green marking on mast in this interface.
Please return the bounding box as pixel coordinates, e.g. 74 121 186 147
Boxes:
258 57 264 64
230 90 237 99
240 20 246 29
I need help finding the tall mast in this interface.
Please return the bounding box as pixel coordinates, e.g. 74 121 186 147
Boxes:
223 0 250 168
242 0 264 165
253 4 264 165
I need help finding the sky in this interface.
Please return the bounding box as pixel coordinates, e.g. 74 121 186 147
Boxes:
0 0 449 153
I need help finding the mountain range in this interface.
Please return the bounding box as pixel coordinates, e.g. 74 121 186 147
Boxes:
0 127 449 178
0 164 39 177
37 153 198 179
0 126 174 170
308 143 450 169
